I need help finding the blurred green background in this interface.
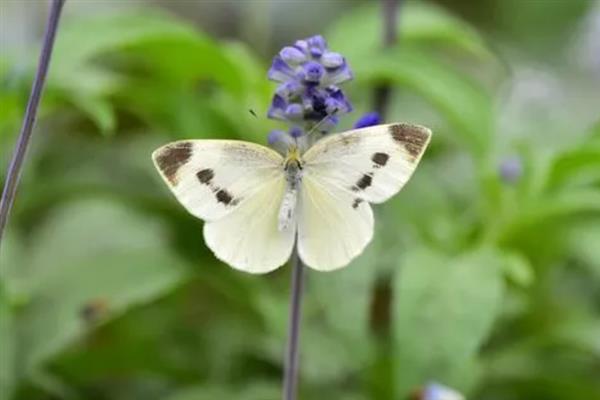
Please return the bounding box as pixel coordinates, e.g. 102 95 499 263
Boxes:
1 0 599 399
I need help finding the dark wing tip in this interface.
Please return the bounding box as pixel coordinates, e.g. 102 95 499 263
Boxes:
389 123 432 158
152 141 193 185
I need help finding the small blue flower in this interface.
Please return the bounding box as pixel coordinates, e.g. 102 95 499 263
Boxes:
420 382 464 400
268 130 287 146
279 46 307 65
267 35 354 145
354 112 382 129
499 155 523 184
301 61 325 83
289 126 304 138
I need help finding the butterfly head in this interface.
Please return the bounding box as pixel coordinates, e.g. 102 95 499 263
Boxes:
284 145 303 171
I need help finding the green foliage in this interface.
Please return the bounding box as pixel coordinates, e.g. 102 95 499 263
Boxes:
393 247 504 396
0 286 16 400
1 2 599 400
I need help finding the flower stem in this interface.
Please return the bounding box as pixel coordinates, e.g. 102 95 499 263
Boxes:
0 0 65 243
373 0 401 118
282 244 305 400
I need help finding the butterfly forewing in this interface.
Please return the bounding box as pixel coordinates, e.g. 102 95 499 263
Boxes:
302 123 431 204
152 140 284 221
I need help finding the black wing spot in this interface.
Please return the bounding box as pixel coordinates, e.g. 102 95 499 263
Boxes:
216 189 234 205
352 198 363 209
352 173 373 191
196 168 214 184
155 142 193 184
372 152 389 167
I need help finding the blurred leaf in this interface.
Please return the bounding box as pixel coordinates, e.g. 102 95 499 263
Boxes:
51 11 213 75
0 286 16 400
553 318 600 358
46 9 246 134
328 2 493 61
356 47 493 156
546 143 600 189
52 9 243 91
0 92 21 145
393 247 504 396
13 199 190 375
301 245 380 382
71 95 116 135
568 219 600 281
0 233 27 302
501 252 535 287
164 382 279 400
503 190 600 238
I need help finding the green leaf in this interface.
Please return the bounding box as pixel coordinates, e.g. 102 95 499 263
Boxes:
45 9 248 135
503 190 600 238
355 47 493 156
0 286 16 400
0 92 22 145
301 245 380 382
0 233 27 302
568 219 600 281
393 247 504 396
164 382 280 400
546 143 600 189
71 95 116 135
328 2 493 62
501 252 535 287
52 10 243 92
14 199 190 375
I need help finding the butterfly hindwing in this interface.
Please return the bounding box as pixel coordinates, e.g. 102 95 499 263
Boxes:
204 174 295 273
297 175 374 271
152 140 284 221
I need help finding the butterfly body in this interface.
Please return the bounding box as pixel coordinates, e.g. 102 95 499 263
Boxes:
279 151 302 232
152 123 431 273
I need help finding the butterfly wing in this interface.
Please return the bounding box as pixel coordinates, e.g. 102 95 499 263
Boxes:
203 174 295 273
298 123 431 270
297 175 374 271
153 140 295 273
153 140 284 221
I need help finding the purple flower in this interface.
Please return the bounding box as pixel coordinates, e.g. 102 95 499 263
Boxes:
354 112 381 129
266 35 354 145
280 46 307 65
422 383 464 400
499 155 523 184
301 61 325 83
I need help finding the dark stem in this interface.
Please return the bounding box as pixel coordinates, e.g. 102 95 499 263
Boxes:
369 3 402 400
282 244 305 400
0 0 65 243
373 0 401 118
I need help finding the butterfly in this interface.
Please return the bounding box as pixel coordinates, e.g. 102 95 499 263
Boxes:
152 123 431 273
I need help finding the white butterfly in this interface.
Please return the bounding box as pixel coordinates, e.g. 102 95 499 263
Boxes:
152 123 431 273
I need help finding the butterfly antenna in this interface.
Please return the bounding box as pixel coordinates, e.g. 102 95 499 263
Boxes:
306 108 339 138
